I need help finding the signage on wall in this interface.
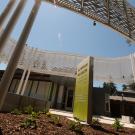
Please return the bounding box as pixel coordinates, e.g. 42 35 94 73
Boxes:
73 56 93 124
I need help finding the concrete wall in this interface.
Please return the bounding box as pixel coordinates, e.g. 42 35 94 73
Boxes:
1 92 48 112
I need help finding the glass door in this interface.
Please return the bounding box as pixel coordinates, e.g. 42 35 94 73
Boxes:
65 89 73 111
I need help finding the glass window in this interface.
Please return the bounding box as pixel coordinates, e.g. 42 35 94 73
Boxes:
24 80 32 96
9 79 18 93
29 81 38 97
35 81 51 100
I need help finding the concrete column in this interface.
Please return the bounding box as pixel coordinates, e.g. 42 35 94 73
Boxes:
17 48 34 95
57 85 64 109
16 46 28 94
20 69 31 95
16 69 27 94
0 0 41 110
130 54 135 82
20 48 36 95
0 0 26 52
0 0 16 29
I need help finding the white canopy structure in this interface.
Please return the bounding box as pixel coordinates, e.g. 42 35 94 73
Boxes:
0 38 135 84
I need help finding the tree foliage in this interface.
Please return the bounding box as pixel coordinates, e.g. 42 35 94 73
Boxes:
122 82 135 91
103 82 117 95
128 82 135 91
122 84 127 91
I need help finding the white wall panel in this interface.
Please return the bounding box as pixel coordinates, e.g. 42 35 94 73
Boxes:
1 37 135 84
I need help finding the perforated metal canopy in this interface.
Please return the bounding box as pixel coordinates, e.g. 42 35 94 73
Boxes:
43 0 135 43
1 37 135 84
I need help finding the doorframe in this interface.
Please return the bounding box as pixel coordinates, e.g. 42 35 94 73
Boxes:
65 87 74 111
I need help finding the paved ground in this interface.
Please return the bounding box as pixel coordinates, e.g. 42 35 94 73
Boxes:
49 109 135 129
50 109 73 118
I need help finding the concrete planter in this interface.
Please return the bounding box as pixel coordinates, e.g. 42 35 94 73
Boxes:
1 92 49 112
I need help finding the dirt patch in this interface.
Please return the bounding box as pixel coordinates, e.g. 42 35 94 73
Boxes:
0 113 135 135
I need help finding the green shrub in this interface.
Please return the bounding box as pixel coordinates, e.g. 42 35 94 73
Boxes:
74 117 80 121
92 118 101 126
43 108 49 114
68 120 83 134
50 115 62 126
31 111 39 118
91 118 102 130
69 121 77 130
20 117 37 129
11 108 22 115
23 105 33 114
46 112 51 117
112 118 123 131
39 108 49 114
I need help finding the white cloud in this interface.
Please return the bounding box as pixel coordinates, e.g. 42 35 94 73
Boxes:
58 32 62 41
57 32 63 47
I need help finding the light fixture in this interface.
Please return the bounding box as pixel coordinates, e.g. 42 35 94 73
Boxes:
93 21 96 26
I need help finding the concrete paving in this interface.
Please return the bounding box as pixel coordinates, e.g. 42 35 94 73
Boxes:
49 109 73 118
49 109 135 129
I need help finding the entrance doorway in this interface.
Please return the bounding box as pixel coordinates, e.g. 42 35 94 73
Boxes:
65 89 73 111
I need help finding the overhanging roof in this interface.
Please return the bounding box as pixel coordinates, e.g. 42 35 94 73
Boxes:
110 96 135 103
43 0 135 43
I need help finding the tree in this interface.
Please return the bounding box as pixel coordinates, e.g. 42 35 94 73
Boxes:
122 84 127 91
128 82 135 91
103 82 117 95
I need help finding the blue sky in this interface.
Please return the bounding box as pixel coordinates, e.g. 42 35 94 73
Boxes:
0 0 135 58
0 0 135 89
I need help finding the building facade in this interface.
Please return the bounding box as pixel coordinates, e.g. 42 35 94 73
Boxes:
0 69 109 116
110 90 135 118
1 68 135 120
0 69 75 111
